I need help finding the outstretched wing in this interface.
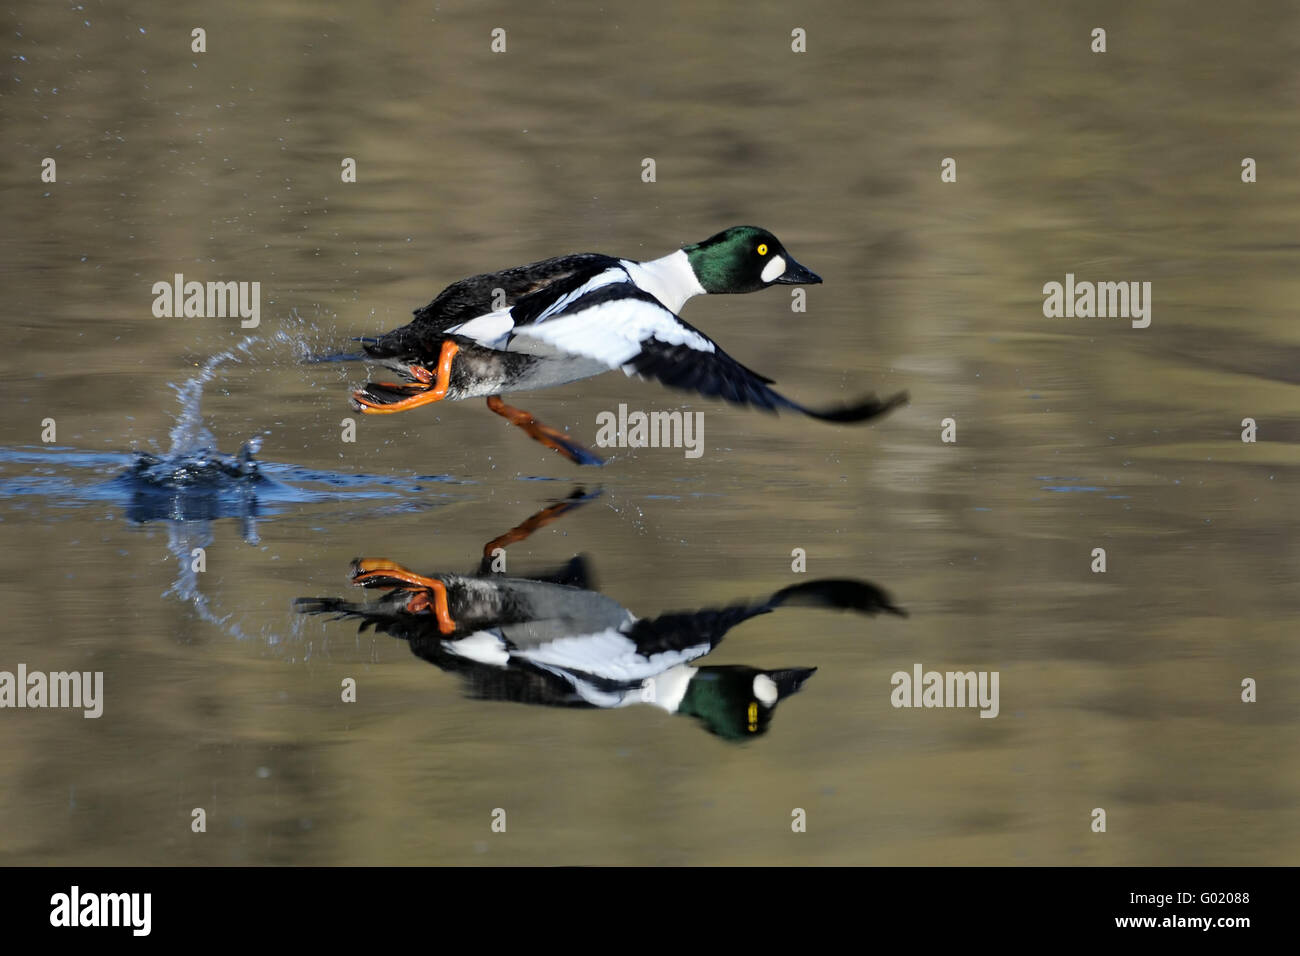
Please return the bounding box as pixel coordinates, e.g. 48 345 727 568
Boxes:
625 577 907 659
513 287 908 423
362 253 619 358
625 337 909 423
512 286 909 424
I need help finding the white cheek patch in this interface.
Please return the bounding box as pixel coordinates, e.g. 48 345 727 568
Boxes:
752 673 778 705
760 255 786 284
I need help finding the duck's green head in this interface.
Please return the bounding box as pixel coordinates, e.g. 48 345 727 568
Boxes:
683 226 822 295
677 665 817 740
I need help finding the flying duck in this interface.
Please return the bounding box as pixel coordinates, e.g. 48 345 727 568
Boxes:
350 226 908 465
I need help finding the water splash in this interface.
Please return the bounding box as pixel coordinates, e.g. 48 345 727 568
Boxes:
163 522 254 641
0 330 459 648
167 336 262 455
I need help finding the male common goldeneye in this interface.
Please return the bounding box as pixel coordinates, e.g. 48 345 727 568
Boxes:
296 554 905 740
351 226 908 465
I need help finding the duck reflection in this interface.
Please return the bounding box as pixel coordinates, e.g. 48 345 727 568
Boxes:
296 491 905 740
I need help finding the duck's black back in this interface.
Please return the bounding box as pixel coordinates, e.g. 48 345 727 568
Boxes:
363 252 619 358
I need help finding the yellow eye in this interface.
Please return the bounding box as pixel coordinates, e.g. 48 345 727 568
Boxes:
757 244 768 256
747 701 759 732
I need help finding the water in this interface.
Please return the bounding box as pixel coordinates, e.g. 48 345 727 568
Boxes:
0 342 463 647
1 1 1296 865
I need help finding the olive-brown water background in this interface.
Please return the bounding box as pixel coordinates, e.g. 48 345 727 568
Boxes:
1 0 1296 864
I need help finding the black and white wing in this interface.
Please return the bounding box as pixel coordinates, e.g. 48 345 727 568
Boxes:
361 253 620 359
507 282 715 362
508 626 714 691
425 257 638 353
512 285 909 423
626 335 909 423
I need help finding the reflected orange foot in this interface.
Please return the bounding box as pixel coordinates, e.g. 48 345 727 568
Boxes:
483 494 588 558
349 558 456 634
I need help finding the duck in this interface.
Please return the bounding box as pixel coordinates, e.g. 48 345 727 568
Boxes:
296 553 905 740
350 226 908 465
295 488 906 739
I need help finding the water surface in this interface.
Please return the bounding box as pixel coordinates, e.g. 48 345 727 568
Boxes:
0 0 1296 864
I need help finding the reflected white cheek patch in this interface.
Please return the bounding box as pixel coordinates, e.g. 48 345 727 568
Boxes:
761 256 786 283
753 673 778 705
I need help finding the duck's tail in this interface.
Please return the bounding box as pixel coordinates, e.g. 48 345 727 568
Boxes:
293 596 374 626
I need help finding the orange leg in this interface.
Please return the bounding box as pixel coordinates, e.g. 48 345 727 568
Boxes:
353 341 458 413
350 558 456 634
405 363 436 386
485 395 604 466
351 557 436 586
403 589 456 634
373 363 436 391
482 489 596 558
414 582 456 635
